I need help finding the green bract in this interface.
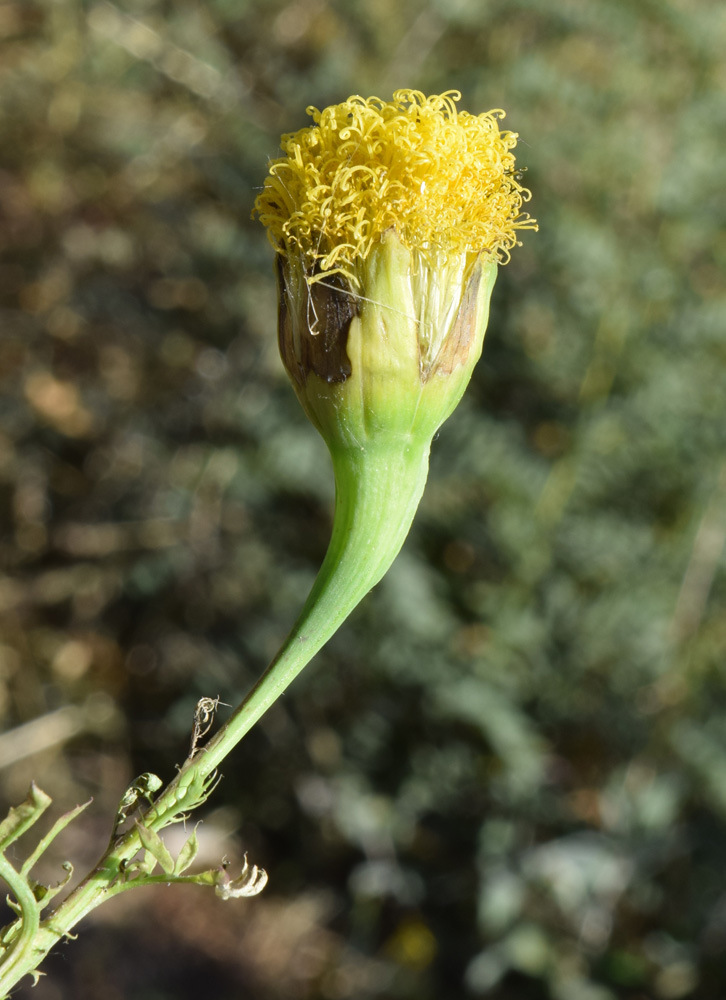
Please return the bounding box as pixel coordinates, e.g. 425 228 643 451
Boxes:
272 234 498 656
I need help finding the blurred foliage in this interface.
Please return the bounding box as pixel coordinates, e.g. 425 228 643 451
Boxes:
1 0 725 997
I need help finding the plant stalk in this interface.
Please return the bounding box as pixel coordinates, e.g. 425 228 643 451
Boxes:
0 437 430 997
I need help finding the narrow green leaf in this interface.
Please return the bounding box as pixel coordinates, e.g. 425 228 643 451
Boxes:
21 800 91 878
3 897 22 918
135 822 174 875
173 827 199 876
0 785 52 851
139 851 157 875
1 919 19 947
34 862 74 908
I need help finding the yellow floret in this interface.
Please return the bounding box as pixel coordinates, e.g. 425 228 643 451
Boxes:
254 89 536 284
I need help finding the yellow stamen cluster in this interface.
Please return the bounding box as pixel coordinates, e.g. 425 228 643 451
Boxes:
254 89 536 284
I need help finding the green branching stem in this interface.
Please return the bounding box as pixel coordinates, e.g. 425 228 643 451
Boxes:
0 854 41 986
0 438 431 998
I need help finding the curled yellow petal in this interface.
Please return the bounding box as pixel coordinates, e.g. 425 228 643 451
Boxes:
254 89 537 285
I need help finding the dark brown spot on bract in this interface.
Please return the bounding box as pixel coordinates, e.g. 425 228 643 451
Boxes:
277 257 358 387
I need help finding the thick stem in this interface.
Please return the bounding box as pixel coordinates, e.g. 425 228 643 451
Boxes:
187 437 431 778
0 437 431 997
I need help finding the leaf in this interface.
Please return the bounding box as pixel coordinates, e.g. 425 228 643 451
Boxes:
135 822 174 875
173 827 199 876
0 785 52 851
1 918 19 947
33 862 74 908
115 773 163 831
116 854 153 883
21 801 91 878
152 768 222 831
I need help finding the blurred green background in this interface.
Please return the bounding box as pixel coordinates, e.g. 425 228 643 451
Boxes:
1 1 725 997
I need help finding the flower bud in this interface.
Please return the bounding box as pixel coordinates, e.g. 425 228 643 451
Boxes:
257 89 535 455
241 91 535 730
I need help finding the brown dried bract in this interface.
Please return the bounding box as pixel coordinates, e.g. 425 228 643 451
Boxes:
423 264 482 381
277 257 357 387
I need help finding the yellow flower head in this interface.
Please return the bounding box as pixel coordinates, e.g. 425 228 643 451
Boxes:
254 89 536 285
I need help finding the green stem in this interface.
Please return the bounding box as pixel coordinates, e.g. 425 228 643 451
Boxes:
0 855 40 984
0 862 124 997
190 437 431 778
0 436 431 997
